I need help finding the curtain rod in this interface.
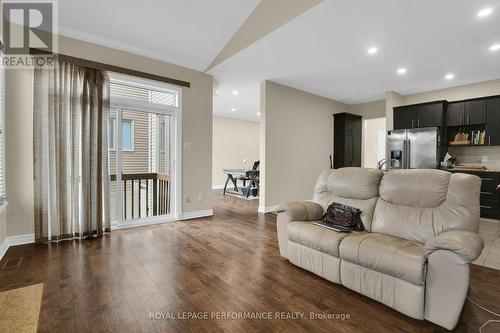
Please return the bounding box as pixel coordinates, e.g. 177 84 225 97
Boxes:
29 48 191 88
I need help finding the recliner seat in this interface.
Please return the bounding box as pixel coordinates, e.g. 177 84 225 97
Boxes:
277 167 484 330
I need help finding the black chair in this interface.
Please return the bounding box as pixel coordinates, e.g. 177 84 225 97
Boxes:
239 161 259 188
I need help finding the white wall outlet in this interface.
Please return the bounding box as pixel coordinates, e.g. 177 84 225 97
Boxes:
243 158 248 164
481 156 488 163
183 142 191 150
198 193 205 201
184 195 190 203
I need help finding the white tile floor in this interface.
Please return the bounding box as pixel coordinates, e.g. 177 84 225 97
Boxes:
474 218 500 269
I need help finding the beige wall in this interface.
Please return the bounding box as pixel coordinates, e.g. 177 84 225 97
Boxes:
260 80 349 208
350 99 386 119
5 69 35 237
0 208 6 247
212 116 259 187
385 91 403 131
5 35 213 237
363 118 386 169
401 79 500 105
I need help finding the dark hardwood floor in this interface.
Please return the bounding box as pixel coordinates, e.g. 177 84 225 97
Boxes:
1 193 500 332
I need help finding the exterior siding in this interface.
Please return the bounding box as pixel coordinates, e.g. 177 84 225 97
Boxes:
109 110 150 174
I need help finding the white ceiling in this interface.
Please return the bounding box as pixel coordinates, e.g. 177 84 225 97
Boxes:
58 1 500 122
58 0 260 71
210 0 500 121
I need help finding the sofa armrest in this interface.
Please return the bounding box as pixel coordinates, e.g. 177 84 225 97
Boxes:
424 230 484 263
277 201 324 222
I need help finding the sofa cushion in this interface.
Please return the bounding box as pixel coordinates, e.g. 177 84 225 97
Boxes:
379 169 450 208
314 168 383 201
339 233 427 285
287 221 365 257
372 170 481 243
312 168 383 231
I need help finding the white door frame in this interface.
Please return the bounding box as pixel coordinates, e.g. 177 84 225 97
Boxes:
108 74 182 229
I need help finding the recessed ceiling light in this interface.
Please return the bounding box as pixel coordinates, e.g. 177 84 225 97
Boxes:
257 112 261 116
490 44 500 51
397 68 407 75
231 107 236 111
445 73 455 80
232 90 239 95
367 47 378 55
478 8 493 17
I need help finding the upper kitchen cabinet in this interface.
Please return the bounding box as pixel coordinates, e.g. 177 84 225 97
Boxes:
445 102 464 127
486 97 500 146
416 102 445 128
465 99 486 125
393 105 413 130
445 98 486 126
393 101 445 130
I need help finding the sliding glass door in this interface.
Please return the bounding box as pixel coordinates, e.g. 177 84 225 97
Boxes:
107 75 181 227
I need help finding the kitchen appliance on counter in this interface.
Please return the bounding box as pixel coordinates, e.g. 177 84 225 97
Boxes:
440 152 457 169
386 127 440 169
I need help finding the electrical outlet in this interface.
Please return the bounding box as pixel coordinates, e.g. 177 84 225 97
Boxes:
183 142 191 150
482 156 488 163
198 193 205 201
184 195 190 203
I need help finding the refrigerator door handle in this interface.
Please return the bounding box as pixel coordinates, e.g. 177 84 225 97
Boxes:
407 140 411 169
403 139 409 169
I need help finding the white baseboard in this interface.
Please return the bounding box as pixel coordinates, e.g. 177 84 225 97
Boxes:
212 185 226 190
258 205 279 214
0 233 35 261
0 238 8 261
7 233 35 246
181 209 214 220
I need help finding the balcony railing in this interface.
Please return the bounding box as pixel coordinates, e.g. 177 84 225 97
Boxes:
110 173 171 219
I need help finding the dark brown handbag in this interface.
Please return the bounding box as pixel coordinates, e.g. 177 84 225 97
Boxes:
324 202 364 231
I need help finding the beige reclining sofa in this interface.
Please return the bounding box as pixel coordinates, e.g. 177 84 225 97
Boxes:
277 168 484 330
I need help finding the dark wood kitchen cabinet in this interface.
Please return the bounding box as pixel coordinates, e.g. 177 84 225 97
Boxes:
445 99 486 127
393 101 445 130
446 102 464 127
448 170 500 219
333 113 362 168
465 99 487 125
416 102 445 128
486 97 500 146
393 106 413 130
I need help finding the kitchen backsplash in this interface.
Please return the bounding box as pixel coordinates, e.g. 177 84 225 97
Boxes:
447 146 500 170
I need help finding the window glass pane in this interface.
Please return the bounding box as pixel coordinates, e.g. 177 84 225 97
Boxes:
159 122 165 153
110 82 178 107
108 118 115 149
122 120 133 150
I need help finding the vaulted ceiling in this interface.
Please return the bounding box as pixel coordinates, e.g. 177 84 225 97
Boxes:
59 0 261 71
59 0 500 121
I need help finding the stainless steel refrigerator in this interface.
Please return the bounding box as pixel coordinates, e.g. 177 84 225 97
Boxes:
386 127 440 169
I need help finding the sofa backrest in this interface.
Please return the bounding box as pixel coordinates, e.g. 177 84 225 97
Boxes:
372 169 480 243
312 168 384 231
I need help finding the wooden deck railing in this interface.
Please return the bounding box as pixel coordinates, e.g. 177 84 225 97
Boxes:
110 173 171 219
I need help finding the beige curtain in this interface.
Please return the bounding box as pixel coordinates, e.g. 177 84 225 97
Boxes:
33 60 110 243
